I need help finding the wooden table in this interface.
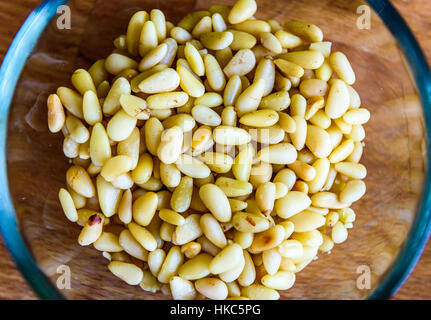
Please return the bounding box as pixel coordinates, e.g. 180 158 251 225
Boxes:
0 0 430 300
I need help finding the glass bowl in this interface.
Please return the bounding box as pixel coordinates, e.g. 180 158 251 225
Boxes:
1 0 430 300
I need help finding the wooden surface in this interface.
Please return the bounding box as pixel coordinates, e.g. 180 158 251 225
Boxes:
0 0 430 300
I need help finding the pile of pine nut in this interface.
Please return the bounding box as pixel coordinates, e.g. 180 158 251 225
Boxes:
51 0 369 300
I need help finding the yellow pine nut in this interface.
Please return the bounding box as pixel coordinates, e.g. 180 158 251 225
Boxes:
192 105 222 126
261 271 295 290
291 230 323 247
229 199 248 212
195 278 228 300
297 148 316 164
71 69 96 95
128 222 157 251
257 143 297 164
65 115 89 144
209 243 243 274
259 91 290 111
319 234 334 252
309 109 331 129
139 43 168 71
340 179 366 203
284 21 323 42
229 29 257 51
232 211 271 233
273 168 296 190
200 152 233 173
307 158 330 193
83 90 102 125
274 30 302 49
275 191 311 219
262 248 281 275
315 58 333 81
223 49 256 78
145 117 164 156
348 141 363 163
335 161 367 179
309 41 332 57
157 126 183 164
132 153 153 185
191 126 212 154
241 284 279 300
104 54 137 76
67 187 86 209
251 58 274 96
100 155 132 182
223 76 242 107
332 221 348 244
299 79 328 99
192 16 212 38
346 124 365 141
249 161 273 188
233 19 271 36
280 257 296 272
249 125 285 144
274 58 304 78
172 214 202 246
147 91 189 109
103 77 131 115
159 162 181 188
278 221 294 240
274 182 288 199
325 211 339 227
111 173 133 189
150 9 166 42
255 182 276 215
329 51 355 85
118 94 150 120
108 261 143 285
117 129 139 169
140 270 161 293
226 281 242 298
292 245 318 265
62 136 78 158
58 188 78 222
159 38 178 67
96 174 122 216
215 177 253 197
66 165 95 198
168 176 192 213
232 143 254 181
325 79 350 119
47 94 65 132
163 113 196 132
88 59 109 88
250 225 285 252
175 154 211 178
288 160 316 181
118 229 148 261
133 192 158 226
158 246 184 283
199 183 231 223
233 230 253 249
235 79 265 115
138 68 180 94
333 118 352 137
289 115 306 150
126 11 148 55
56 86 83 119
194 92 223 107
305 124 332 158
239 109 279 127
78 213 104 245
93 232 123 252
200 31 233 50
213 125 251 145
212 12 227 32
181 242 202 259
292 181 309 193
278 239 303 259
139 20 158 56
183 42 205 77
170 276 196 300
339 207 356 223
343 108 370 125
219 252 245 282
159 209 185 226
329 139 354 163
204 54 226 91
304 97 325 122
160 222 174 242
107 109 137 142
279 50 324 70
260 32 282 54
347 85 361 108
311 191 349 209
117 189 132 224
200 213 227 249
178 253 212 280
290 93 306 117
220 107 237 127
228 0 256 24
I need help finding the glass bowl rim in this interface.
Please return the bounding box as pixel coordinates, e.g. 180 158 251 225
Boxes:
0 0 430 300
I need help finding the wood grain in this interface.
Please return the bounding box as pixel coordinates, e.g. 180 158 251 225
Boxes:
0 0 430 300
